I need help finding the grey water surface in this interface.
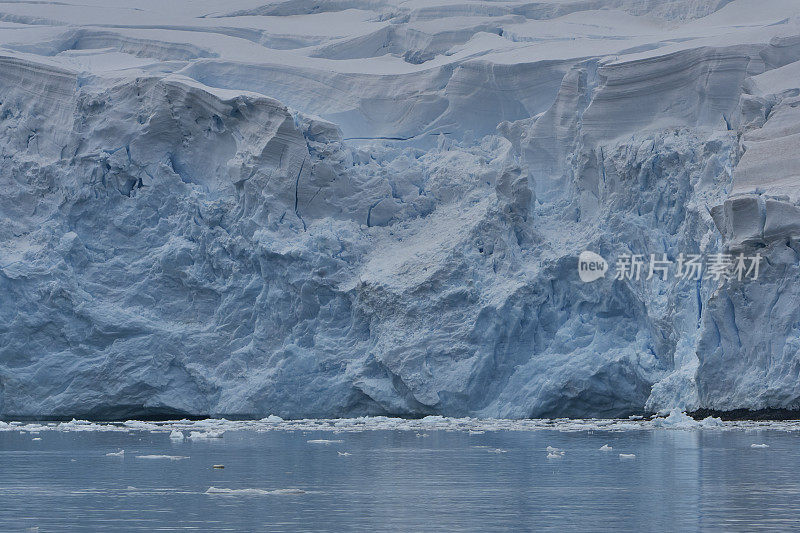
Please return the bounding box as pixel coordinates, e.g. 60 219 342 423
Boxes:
0 427 798 531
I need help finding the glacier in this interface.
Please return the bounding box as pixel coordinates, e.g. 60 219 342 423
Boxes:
1 0 800 419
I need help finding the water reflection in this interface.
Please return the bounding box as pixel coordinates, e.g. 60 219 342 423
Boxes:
0 427 798 531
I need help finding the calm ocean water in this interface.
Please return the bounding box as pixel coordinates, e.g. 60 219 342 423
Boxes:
1 422 799 531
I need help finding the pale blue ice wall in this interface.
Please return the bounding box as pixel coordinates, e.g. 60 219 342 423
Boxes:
2 1 800 418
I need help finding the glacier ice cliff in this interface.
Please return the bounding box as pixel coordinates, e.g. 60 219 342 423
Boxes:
2 0 800 419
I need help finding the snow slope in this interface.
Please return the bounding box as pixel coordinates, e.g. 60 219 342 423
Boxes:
1 0 800 418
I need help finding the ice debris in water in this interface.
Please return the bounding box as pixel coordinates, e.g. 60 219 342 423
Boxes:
546 446 565 459
169 430 185 441
0 415 797 436
652 409 723 429
619 454 636 459
599 444 613 451
105 450 124 457
188 431 224 440
751 444 770 449
205 487 305 496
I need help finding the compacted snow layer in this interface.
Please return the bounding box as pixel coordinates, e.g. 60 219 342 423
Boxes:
2 0 800 418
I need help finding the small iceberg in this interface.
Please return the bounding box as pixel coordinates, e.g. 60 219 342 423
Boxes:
105 450 125 457
751 443 770 449
599 444 612 451
169 430 185 441
337 452 351 456
619 453 636 459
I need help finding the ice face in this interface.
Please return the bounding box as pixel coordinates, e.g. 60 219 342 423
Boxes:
1 0 800 419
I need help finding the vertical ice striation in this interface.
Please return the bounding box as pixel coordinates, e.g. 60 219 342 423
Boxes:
1 0 800 418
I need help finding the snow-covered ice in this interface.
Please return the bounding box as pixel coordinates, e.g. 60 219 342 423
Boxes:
1 0 800 419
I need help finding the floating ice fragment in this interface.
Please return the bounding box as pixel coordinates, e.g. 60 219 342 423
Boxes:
169 430 184 441
619 453 636 459
651 409 701 429
105 450 124 457
188 431 224 440
751 443 770 448
699 416 724 427
31 437 42 441
488 448 508 454
599 444 612 451
420 416 448 426
337 452 351 456
260 415 283 423
307 439 343 444
546 446 565 458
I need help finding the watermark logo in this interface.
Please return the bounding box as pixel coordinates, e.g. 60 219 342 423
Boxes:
578 251 608 282
578 251 762 282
